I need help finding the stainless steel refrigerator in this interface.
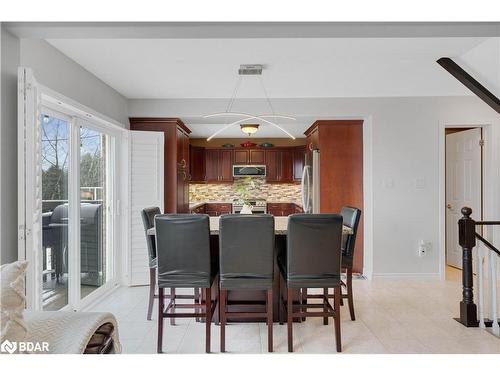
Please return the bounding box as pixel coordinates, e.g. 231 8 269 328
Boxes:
301 149 320 213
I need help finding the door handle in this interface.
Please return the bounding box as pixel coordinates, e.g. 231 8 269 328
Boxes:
447 204 452 209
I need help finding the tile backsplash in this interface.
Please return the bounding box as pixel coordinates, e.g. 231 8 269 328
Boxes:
189 177 302 203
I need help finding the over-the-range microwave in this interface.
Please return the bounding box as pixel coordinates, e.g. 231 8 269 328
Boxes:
232 165 266 177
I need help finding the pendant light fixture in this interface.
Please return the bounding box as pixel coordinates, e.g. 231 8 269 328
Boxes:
240 124 259 136
205 64 296 141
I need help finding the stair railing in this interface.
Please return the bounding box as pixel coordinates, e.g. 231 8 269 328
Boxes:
458 207 500 335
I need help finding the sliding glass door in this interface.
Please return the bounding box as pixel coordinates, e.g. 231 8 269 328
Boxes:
41 111 71 310
79 126 113 300
39 112 116 310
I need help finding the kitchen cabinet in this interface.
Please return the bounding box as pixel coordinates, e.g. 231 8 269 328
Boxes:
266 149 294 183
189 146 206 183
205 149 233 183
267 203 298 216
129 117 191 213
292 146 307 182
205 203 232 216
304 120 364 272
234 149 266 164
190 204 206 214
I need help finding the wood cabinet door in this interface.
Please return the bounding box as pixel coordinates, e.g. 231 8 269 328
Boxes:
205 149 219 182
234 149 249 164
249 149 265 164
176 127 189 169
293 147 306 182
219 150 233 182
265 150 280 182
280 150 293 182
176 168 188 213
189 146 206 182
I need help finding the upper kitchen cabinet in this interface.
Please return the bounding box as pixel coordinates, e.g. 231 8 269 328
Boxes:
129 117 191 213
292 146 307 182
266 149 293 183
234 149 266 164
189 145 206 183
205 149 233 183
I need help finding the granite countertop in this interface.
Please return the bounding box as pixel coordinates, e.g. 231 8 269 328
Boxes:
190 201 302 209
189 201 233 210
147 216 353 236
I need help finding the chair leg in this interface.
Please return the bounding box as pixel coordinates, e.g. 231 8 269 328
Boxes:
267 289 273 352
323 288 329 325
194 288 200 322
220 289 226 353
157 287 164 353
301 288 307 321
287 287 293 352
205 287 212 353
334 286 342 352
147 268 156 320
170 288 176 325
346 267 356 321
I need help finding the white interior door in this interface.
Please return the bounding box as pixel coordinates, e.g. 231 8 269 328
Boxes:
446 128 482 269
129 131 164 286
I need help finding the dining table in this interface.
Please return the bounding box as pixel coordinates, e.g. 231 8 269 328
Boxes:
146 216 353 236
147 215 353 322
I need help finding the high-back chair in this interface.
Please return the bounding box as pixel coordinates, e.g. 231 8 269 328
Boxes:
218 214 275 352
155 214 217 353
279 214 343 352
140 207 161 320
340 206 362 321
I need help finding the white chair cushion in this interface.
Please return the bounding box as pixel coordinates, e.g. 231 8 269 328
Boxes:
0 261 29 352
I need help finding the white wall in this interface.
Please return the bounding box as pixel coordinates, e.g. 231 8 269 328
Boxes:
20 39 129 125
129 96 500 277
456 37 500 97
1 25 21 264
0 33 129 264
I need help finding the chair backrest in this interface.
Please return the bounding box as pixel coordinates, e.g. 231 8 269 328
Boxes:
141 207 161 263
219 214 274 284
286 214 343 281
340 206 362 261
155 214 212 288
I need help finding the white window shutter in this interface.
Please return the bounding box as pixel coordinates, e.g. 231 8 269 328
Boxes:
129 131 164 286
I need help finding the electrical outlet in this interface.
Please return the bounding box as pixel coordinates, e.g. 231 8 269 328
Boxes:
418 240 430 257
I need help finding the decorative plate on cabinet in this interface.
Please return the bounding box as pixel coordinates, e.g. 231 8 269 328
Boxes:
240 141 257 148
259 143 274 148
221 143 235 148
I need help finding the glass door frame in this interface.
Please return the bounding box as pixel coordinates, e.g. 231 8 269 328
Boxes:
42 99 121 311
18 67 124 311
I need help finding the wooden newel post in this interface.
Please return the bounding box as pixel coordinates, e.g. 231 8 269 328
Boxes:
457 207 478 327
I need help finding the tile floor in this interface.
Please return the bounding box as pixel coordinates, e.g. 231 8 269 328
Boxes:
89 267 500 354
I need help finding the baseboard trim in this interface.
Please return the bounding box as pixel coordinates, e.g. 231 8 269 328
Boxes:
372 272 441 280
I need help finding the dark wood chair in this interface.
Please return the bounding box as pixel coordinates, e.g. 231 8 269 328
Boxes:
339 206 362 321
218 214 275 352
278 214 343 352
140 207 163 321
155 214 218 353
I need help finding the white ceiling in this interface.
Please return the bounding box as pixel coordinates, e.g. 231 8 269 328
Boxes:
46 37 487 99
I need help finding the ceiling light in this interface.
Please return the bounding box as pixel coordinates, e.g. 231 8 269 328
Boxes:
205 64 296 140
240 124 259 136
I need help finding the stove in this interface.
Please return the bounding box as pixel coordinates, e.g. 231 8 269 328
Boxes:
232 198 267 214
